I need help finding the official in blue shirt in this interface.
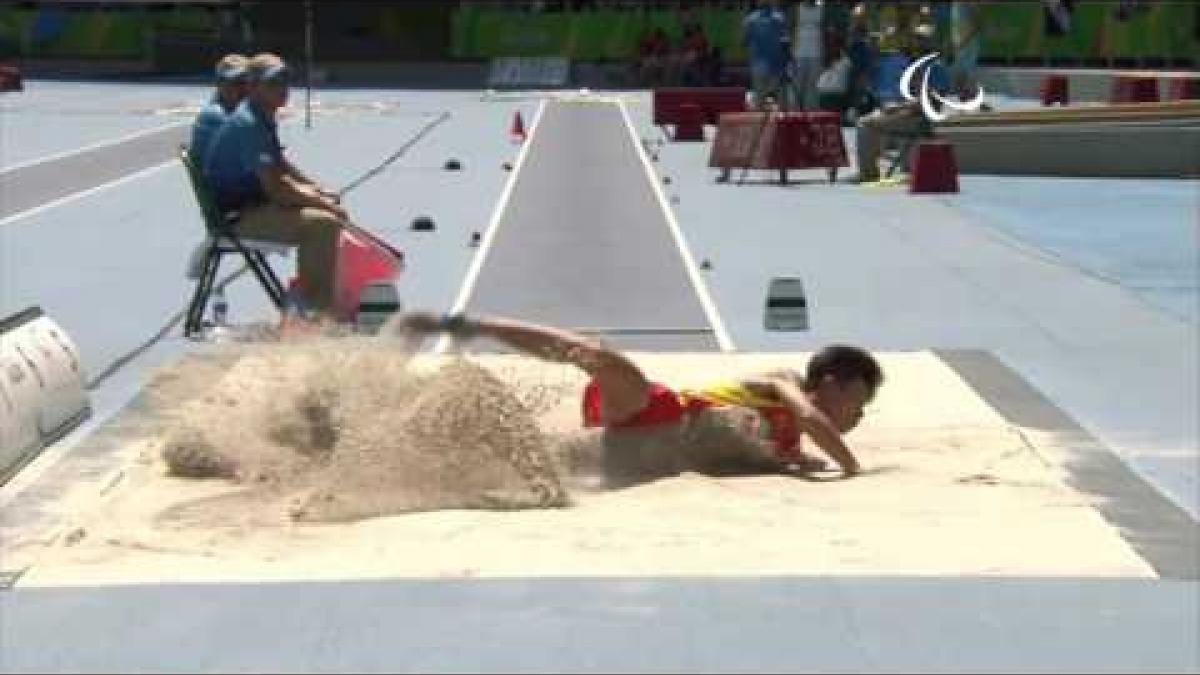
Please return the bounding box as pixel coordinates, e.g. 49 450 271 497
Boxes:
202 89 286 213
742 0 789 108
202 53 350 314
188 54 249 168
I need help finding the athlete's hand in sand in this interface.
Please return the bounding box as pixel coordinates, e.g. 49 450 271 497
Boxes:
765 377 862 477
782 450 830 475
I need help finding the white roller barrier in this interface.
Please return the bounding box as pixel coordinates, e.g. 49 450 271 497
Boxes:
0 307 90 481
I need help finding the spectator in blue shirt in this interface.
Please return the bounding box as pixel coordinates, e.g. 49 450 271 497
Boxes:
188 54 249 167
742 0 789 108
203 53 348 314
845 4 878 117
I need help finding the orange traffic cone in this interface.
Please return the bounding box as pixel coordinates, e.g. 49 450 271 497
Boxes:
510 110 526 143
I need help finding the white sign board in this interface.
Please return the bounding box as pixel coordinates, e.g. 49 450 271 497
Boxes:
488 57 570 88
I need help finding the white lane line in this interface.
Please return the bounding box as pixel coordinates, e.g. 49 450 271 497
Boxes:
434 99 548 355
0 158 177 227
0 120 188 176
616 99 736 353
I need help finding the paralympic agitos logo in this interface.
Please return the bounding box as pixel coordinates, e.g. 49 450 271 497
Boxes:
899 53 985 123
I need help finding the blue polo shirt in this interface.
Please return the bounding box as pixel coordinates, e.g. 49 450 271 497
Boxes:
188 96 235 167
202 99 284 212
742 7 789 74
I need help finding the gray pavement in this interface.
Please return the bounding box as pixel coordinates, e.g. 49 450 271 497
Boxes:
1 577 1196 673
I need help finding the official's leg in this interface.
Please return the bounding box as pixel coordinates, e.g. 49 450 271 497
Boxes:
236 204 344 311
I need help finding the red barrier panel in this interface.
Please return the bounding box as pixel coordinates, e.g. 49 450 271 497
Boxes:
1040 74 1069 106
909 140 959 194
1167 77 1200 101
0 64 22 92
1111 75 1160 103
674 103 705 141
708 111 847 184
653 87 747 126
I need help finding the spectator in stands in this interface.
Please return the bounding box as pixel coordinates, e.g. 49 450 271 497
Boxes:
634 25 670 86
848 25 951 184
202 53 348 314
950 1 983 99
845 3 878 116
742 0 790 108
188 54 249 167
790 0 825 109
815 45 854 120
677 15 713 86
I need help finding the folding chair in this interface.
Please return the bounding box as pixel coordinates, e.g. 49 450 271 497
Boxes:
180 146 288 338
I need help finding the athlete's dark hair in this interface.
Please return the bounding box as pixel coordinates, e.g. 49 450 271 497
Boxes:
803 344 883 392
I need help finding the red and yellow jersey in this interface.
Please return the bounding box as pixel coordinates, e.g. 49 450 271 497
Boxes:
582 378 803 460
678 380 802 460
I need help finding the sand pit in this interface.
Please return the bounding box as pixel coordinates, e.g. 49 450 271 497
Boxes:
4 340 1157 586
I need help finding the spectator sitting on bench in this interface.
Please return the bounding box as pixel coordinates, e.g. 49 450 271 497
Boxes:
202 53 349 315
848 25 950 184
188 54 249 168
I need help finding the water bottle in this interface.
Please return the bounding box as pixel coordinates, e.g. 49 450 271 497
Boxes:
212 287 229 327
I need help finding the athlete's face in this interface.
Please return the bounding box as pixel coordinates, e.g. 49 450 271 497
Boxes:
815 376 875 433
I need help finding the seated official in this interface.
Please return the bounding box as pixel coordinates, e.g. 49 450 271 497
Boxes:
851 26 950 183
202 53 348 314
188 53 249 168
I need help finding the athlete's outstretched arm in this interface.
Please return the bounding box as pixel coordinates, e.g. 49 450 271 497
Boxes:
739 372 861 476
399 311 651 426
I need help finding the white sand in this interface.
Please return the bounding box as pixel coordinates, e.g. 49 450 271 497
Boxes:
8 349 1155 586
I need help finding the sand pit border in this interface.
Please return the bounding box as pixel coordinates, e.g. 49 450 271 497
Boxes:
1 348 1195 582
